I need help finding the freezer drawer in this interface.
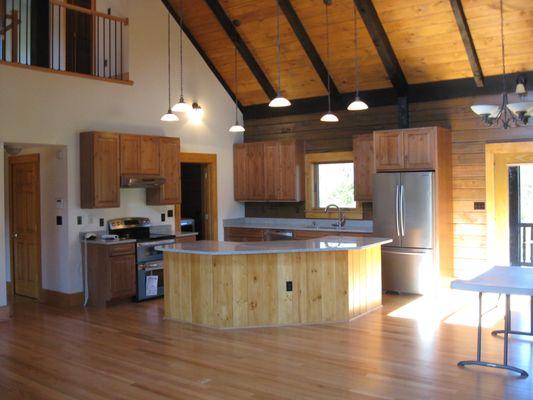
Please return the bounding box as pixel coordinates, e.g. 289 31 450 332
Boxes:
381 248 435 295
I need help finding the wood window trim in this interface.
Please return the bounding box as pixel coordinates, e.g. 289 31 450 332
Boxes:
304 151 363 220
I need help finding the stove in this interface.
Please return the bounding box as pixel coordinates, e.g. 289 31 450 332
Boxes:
108 218 175 301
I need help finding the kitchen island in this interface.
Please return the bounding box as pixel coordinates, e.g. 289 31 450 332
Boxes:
157 236 391 329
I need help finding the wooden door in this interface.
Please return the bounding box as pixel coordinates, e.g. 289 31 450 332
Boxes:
234 144 248 201
120 134 140 175
93 133 120 207
374 130 404 171
107 254 136 300
147 137 180 205
353 134 374 201
245 142 265 200
264 141 281 200
403 128 436 170
66 0 93 74
9 154 41 299
140 136 160 175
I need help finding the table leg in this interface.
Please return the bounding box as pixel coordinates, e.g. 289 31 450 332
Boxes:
457 292 528 378
492 295 533 337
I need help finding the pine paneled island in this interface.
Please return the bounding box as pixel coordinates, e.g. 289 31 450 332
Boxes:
157 236 391 329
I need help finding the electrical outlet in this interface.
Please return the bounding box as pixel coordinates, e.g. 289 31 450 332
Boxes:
167 209 174 218
286 281 293 292
56 216 63 226
161 213 166 222
99 218 105 227
77 216 82 225
474 202 485 210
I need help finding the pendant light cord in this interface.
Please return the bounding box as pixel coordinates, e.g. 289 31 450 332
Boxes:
499 0 507 95
276 0 282 95
234 45 239 123
325 2 331 112
179 0 184 98
353 4 360 98
167 13 171 109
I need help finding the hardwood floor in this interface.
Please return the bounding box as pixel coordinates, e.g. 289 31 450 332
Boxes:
0 294 532 399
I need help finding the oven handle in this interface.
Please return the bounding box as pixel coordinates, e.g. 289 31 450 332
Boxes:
136 240 175 248
139 263 164 272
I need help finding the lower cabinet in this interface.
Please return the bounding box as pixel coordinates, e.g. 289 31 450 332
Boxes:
86 242 136 307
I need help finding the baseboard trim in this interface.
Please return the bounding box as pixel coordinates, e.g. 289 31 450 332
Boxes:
0 305 12 321
40 289 84 308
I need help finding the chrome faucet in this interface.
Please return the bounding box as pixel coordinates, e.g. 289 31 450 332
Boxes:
324 204 346 228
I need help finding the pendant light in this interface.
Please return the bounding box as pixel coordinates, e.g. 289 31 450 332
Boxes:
470 0 531 128
320 0 338 122
347 4 368 111
161 13 178 122
172 0 191 113
269 0 291 108
229 45 245 133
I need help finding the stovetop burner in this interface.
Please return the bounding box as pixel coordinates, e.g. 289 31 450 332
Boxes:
107 217 175 242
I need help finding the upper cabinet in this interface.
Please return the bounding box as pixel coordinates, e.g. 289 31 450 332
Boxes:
120 134 160 175
234 140 304 202
81 132 180 208
353 134 374 201
147 137 181 205
374 127 443 172
80 132 120 209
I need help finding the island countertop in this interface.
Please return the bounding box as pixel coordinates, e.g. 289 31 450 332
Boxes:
156 236 391 256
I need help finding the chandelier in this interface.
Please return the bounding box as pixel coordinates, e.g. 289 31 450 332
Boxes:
471 0 532 129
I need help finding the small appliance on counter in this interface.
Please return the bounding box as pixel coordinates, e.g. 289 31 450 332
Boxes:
108 218 175 301
180 218 196 233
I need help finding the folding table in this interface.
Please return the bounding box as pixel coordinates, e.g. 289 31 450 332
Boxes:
451 266 533 377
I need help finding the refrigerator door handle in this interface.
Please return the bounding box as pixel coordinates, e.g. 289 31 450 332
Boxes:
400 184 405 237
395 184 400 237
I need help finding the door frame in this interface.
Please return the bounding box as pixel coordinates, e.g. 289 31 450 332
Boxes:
8 153 42 300
178 152 218 240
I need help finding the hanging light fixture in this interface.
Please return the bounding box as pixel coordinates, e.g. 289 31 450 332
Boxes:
347 4 368 111
229 45 245 133
269 0 291 108
172 0 191 113
470 0 532 128
320 0 338 122
161 14 179 122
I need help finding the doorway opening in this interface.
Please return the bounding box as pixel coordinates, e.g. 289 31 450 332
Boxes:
509 165 533 266
179 153 218 240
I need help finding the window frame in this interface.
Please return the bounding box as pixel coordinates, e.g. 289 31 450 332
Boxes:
304 151 363 220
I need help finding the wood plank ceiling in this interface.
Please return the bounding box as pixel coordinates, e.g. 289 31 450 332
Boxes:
166 0 533 110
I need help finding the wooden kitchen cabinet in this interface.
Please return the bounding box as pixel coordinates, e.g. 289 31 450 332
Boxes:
224 227 265 242
147 137 181 205
120 134 160 175
353 134 374 201
373 127 442 172
86 242 136 307
233 140 304 202
80 131 120 208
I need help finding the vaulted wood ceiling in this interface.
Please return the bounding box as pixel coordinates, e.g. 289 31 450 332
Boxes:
164 0 533 111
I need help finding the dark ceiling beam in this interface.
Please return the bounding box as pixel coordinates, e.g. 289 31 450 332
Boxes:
242 71 533 119
353 0 408 96
278 0 340 97
160 0 242 108
203 0 277 99
449 0 484 87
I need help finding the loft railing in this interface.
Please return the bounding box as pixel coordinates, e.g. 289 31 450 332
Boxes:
519 223 533 266
1 0 129 82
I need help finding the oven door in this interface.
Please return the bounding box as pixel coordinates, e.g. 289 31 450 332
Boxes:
137 261 164 301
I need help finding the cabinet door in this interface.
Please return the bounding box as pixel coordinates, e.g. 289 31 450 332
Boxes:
403 128 436 170
140 136 160 175
107 254 136 300
120 134 140 175
279 140 300 201
94 133 120 207
246 142 265 200
264 141 281 200
374 130 404 171
146 137 180 205
234 144 248 201
353 134 374 201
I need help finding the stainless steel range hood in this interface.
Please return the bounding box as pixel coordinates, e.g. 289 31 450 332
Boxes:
120 175 166 188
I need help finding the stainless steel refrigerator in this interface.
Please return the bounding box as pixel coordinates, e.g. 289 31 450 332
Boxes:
373 172 437 294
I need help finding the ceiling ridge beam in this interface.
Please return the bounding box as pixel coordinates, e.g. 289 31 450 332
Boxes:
203 0 277 99
353 0 408 96
278 0 340 97
449 0 484 87
160 0 242 109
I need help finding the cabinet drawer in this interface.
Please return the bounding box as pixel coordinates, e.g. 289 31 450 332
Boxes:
108 243 135 257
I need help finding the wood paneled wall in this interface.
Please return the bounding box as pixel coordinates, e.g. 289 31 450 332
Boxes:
244 94 533 278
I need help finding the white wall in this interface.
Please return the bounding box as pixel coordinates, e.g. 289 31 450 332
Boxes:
0 0 244 304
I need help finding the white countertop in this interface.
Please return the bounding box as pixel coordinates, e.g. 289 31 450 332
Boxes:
223 217 373 234
156 236 391 256
451 266 533 296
